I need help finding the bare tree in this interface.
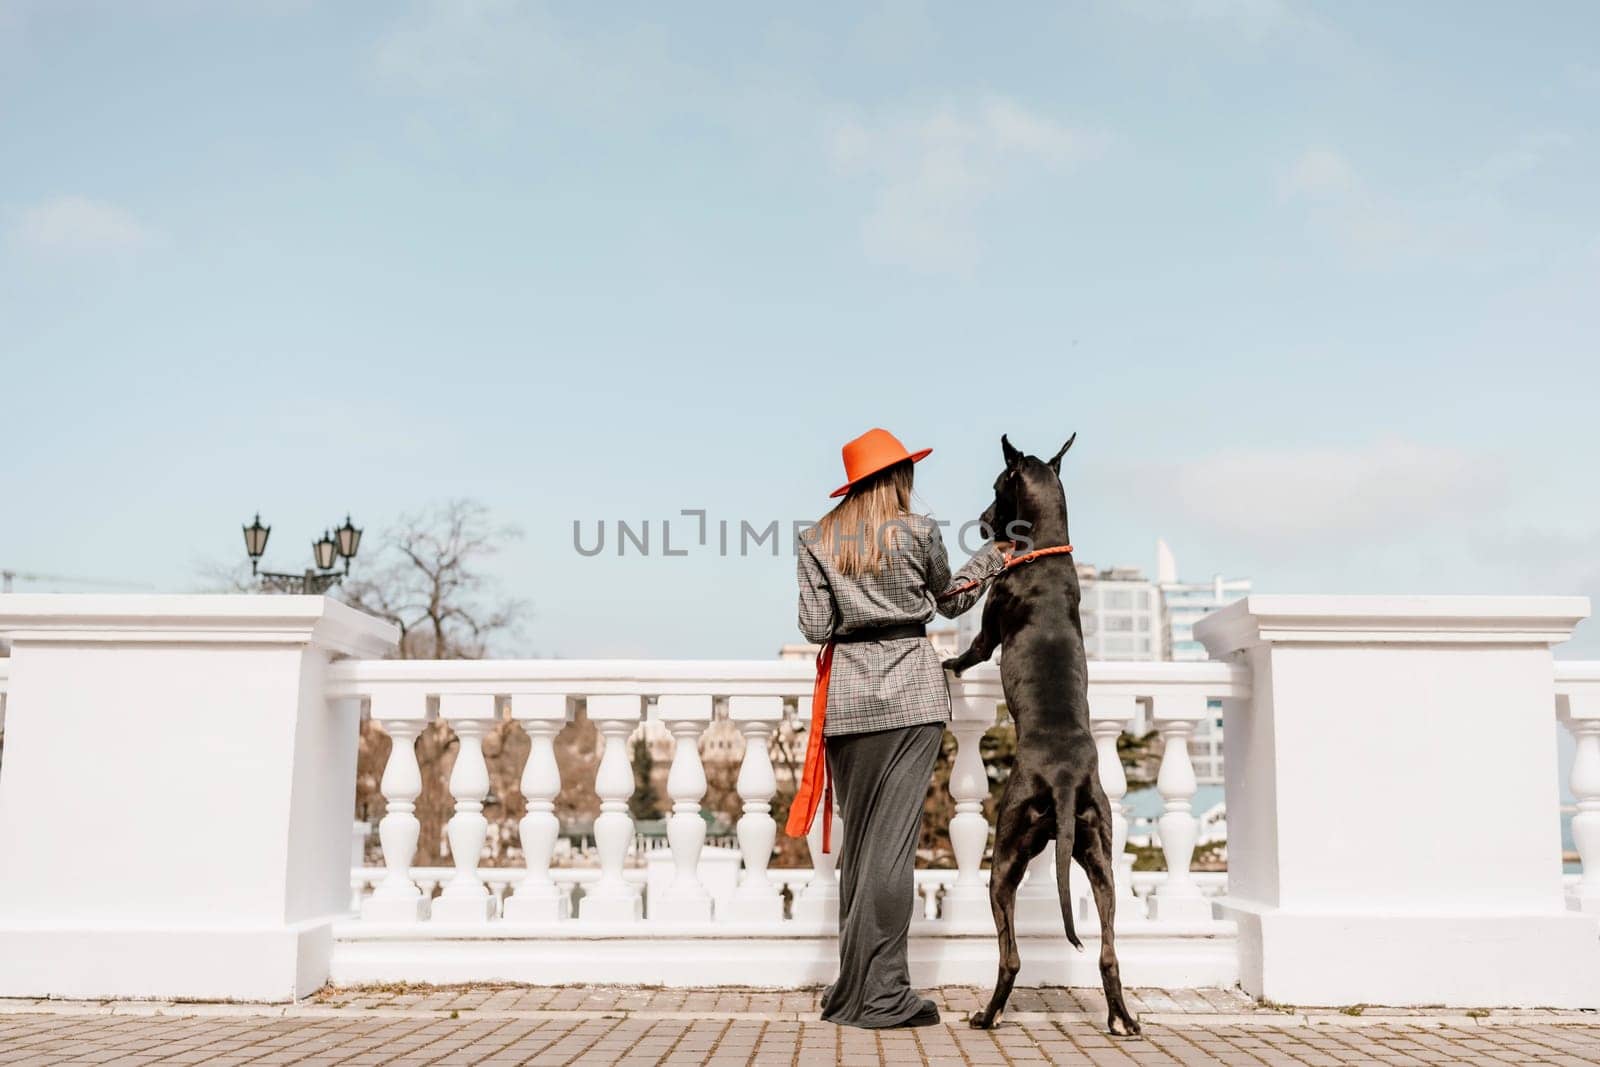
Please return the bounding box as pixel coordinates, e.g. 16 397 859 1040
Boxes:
343 500 529 865
189 558 256 593
341 499 526 659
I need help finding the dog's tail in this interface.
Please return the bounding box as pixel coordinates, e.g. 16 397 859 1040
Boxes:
1055 825 1084 951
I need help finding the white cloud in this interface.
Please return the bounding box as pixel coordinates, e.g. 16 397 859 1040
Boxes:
1279 147 1431 261
1129 438 1506 548
1281 146 1357 200
8 195 162 259
1568 63 1600 92
1110 0 1329 44
1281 137 1579 268
371 0 705 123
829 97 1104 272
1464 131 1574 190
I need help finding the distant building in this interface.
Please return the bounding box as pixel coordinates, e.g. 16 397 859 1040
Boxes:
1155 540 1251 784
1078 563 1167 662
1157 539 1251 663
955 559 1166 663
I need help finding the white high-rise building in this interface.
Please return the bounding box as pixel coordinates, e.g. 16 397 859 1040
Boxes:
1157 539 1252 663
953 560 1168 663
1078 564 1167 662
1156 539 1251 782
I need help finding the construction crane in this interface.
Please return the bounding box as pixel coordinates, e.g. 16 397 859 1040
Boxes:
0 570 156 594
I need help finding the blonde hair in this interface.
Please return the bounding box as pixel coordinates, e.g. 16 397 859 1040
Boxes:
813 460 914 577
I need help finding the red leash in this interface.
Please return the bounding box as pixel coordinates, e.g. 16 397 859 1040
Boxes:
936 543 1074 601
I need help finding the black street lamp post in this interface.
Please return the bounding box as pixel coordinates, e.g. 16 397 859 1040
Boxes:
241 513 363 594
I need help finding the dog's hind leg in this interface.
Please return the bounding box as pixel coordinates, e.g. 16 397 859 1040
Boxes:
1073 784 1141 1037
969 779 1052 1031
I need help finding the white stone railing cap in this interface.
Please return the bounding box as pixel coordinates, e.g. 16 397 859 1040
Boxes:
0 593 398 659
1195 594 1591 658
1556 660 1600 721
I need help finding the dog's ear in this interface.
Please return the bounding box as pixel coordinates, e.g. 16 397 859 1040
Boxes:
1047 433 1077 474
1001 434 1022 468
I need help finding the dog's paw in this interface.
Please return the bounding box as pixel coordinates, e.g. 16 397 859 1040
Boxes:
1107 1011 1142 1038
942 658 966 677
968 1009 998 1030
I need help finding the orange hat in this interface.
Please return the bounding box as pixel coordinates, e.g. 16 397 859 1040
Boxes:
830 428 932 498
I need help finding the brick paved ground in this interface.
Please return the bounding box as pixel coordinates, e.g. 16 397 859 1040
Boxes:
1 987 1597 1066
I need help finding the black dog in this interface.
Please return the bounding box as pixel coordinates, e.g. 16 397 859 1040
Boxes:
943 434 1140 1036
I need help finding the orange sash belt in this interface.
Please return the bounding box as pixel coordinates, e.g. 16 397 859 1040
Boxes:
785 641 835 853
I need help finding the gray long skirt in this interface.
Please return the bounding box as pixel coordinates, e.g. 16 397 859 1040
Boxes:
819 721 944 1029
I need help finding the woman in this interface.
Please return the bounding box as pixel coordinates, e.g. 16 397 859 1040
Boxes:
790 427 1004 1029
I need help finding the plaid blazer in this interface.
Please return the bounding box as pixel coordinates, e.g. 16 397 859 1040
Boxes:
796 514 1004 736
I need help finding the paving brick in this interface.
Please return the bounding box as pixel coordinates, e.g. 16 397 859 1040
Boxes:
1 988 1598 1065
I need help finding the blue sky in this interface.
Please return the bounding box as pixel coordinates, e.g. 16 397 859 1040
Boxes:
2 1 1598 658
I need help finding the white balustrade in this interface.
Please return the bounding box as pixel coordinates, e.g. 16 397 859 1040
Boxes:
362 688 431 922
432 695 498 922
724 695 784 921
1014 848 1061 927
503 694 569 923
1090 693 1142 922
794 800 843 924
654 695 715 922
17 595 1598 1001
1559 675 1600 914
325 655 1253 990
580 694 645 921
943 689 995 928
1149 693 1212 921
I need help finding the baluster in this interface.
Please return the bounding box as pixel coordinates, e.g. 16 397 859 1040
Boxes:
943 688 994 929
579 694 644 921
504 694 570 922
1014 848 1060 927
1150 693 1212 921
1559 694 1600 914
794 800 843 924
361 691 430 922
432 695 498 922
1091 694 1142 922
725 696 784 922
655 695 715 922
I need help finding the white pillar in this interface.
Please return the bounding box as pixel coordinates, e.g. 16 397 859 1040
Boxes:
943 686 995 930
1559 679 1600 915
362 694 430 923
1149 693 1211 922
432 696 498 922
1090 694 1141 922
0 595 398 1001
579 694 644 921
504 694 569 923
1195 594 1600 1008
724 696 783 922
794 799 843 925
654 694 714 922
